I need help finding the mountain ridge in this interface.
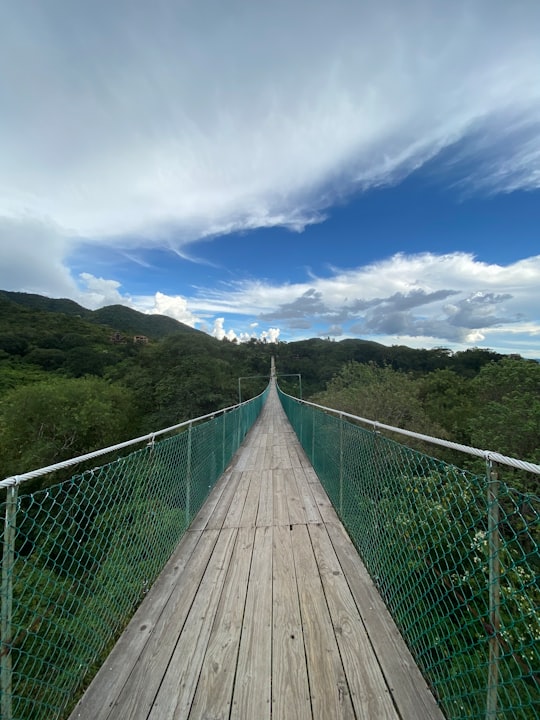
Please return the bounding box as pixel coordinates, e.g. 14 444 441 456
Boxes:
0 290 201 340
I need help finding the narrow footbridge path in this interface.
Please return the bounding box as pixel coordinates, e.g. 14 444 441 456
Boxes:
69 383 444 720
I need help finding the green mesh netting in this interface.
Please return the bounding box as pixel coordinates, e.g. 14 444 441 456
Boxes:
0 388 268 720
278 386 540 720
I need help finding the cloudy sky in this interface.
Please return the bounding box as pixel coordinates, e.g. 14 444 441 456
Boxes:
1 0 539 356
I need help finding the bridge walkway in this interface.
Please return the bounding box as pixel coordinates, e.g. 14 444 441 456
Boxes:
69 383 444 720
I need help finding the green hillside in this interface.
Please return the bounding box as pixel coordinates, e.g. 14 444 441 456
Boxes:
0 290 199 340
1 289 538 492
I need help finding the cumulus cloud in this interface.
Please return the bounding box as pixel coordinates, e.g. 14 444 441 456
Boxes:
210 317 280 344
189 252 540 353
78 273 128 309
149 292 200 327
211 318 238 342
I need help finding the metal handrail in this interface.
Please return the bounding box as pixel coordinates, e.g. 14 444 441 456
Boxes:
277 385 540 475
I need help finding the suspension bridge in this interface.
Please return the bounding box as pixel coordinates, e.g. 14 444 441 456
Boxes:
1 366 539 719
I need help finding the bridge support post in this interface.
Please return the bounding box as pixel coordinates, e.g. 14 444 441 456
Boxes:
1 484 18 720
185 422 192 528
486 459 500 720
222 411 226 473
339 413 344 517
311 411 315 465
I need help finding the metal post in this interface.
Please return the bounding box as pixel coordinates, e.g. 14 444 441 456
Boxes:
370 428 380 571
339 413 344 517
238 378 242 404
486 459 500 720
298 374 302 400
1 484 18 720
185 422 192 528
222 411 226 473
311 410 315 465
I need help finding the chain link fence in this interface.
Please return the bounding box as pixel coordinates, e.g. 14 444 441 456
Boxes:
0 387 269 720
278 385 540 720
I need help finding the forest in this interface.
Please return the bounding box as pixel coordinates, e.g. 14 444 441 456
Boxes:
1 290 538 720
1 289 539 493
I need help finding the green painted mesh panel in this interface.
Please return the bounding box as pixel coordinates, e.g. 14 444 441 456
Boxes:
278 386 540 720
0 388 268 720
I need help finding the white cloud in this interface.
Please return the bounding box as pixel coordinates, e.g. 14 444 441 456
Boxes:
1 2 539 357
1 0 539 251
78 273 127 309
0 216 76 296
148 291 200 327
261 328 281 344
188 252 540 354
209 317 280 344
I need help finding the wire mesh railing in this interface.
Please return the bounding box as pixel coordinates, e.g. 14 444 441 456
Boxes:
0 385 269 720
277 385 540 720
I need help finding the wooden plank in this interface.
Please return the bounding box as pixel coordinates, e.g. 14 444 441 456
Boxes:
189 468 235 531
230 526 273 720
239 470 261 527
256 469 273 527
326 522 446 720
97 529 222 720
308 523 399 719
292 467 322 524
223 471 250 528
272 469 290 526
309 481 341 524
284 468 306 526
263 441 274 470
291 524 355 719
189 526 255 720
303 464 321 483
272 525 311 720
286 442 304 468
68 528 206 720
204 471 242 530
147 527 238 720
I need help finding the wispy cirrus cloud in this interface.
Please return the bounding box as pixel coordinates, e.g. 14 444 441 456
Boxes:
1 0 540 251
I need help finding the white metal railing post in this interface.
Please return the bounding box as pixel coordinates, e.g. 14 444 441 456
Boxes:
222 411 226 473
1 484 18 720
185 422 193 528
339 412 344 516
311 409 315 464
486 459 500 720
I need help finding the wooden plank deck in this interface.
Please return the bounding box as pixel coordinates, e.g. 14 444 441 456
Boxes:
69 384 445 720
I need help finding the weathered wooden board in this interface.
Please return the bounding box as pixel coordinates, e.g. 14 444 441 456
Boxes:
189 526 255 720
147 527 237 720
326 521 446 720
272 525 312 720
230 525 273 720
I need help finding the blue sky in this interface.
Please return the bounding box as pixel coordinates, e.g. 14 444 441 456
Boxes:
1 0 539 356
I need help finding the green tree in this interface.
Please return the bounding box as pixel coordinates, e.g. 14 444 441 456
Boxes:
311 361 441 436
468 358 540 463
418 369 474 444
0 377 136 478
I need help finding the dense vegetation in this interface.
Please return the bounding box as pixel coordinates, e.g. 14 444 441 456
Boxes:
1 291 538 719
1 290 539 493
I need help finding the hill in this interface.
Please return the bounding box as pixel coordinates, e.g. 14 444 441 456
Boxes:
0 290 200 340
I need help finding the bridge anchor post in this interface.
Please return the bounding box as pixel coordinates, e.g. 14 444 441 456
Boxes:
486 459 500 720
1 484 18 720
